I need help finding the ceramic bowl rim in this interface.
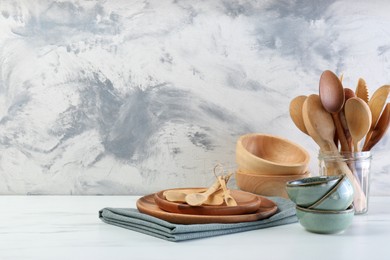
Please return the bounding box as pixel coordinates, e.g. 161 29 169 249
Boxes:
237 133 310 167
236 169 310 178
286 175 341 187
307 174 352 209
296 204 354 214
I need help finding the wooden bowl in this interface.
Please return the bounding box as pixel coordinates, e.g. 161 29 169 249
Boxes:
235 170 310 198
236 133 310 175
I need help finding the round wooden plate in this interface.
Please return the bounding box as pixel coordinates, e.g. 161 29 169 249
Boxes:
154 188 261 215
137 193 278 224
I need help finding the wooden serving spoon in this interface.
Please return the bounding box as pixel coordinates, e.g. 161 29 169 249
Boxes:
364 85 390 147
355 78 369 103
368 85 390 128
289 95 308 135
185 179 222 206
319 70 350 152
344 97 372 152
302 94 336 151
302 94 367 212
363 103 390 151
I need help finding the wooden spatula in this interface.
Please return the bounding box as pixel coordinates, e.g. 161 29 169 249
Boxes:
363 103 390 151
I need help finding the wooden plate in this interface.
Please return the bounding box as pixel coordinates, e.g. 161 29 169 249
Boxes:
154 188 261 215
137 193 278 224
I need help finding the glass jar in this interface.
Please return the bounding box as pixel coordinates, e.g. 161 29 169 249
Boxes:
318 151 372 215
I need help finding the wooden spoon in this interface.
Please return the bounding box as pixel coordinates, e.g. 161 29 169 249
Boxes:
344 97 372 152
364 85 390 147
363 103 390 151
302 94 367 212
344 88 356 100
302 94 336 151
218 176 237 206
368 85 390 128
319 70 350 152
289 95 308 135
355 78 369 103
164 189 224 205
185 179 222 206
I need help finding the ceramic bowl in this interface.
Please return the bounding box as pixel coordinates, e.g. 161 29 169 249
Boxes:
285 175 342 207
296 205 354 234
308 175 354 211
236 133 310 175
235 170 310 198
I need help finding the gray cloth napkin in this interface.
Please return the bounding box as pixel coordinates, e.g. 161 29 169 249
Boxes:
99 196 297 242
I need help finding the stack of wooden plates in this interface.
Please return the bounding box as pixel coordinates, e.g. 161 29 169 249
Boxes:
136 188 278 224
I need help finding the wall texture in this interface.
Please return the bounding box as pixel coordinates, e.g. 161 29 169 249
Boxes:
0 0 389 195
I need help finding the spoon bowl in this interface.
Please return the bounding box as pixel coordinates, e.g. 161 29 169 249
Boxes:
368 85 390 129
163 188 224 205
345 97 372 152
319 70 349 151
185 179 221 206
302 94 336 150
289 95 308 135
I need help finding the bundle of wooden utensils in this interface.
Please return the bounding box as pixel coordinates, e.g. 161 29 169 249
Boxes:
290 70 389 153
163 171 238 207
289 70 390 213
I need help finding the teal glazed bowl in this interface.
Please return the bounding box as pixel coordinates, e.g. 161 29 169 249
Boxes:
296 205 354 234
285 175 342 207
308 175 354 211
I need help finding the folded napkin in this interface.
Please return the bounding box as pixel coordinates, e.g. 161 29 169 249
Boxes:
99 196 297 242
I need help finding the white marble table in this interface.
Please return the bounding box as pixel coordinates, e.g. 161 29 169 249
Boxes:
0 196 389 260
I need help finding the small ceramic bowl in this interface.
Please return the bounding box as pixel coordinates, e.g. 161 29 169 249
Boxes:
285 175 342 207
308 175 354 211
236 133 310 175
296 205 354 234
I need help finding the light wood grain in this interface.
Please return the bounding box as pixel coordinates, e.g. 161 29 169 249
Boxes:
363 103 390 151
235 170 310 198
236 133 310 175
319 70 350 152
364 85 390 148
289 95 308 135
137 192 278 224
344 97 372 152
156 188 260 216
355 78 369 103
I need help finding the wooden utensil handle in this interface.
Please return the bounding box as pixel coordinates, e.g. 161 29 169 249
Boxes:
218 176 237 206
325 142 367 212
185 179 221 206
332 113 350 152
203 179 222 196
339 110 353 152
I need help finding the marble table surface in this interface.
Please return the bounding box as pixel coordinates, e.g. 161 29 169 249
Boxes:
0 195 389 260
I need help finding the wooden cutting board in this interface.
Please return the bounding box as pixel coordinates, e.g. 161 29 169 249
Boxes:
154 188 261 215
137 193 278 224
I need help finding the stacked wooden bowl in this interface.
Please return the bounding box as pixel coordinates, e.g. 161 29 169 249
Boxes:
235 133 311 198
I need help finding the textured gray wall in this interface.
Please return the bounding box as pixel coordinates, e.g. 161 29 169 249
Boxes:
0 0 389 195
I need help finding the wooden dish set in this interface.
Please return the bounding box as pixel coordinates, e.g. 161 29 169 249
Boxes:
136 188 278 224
235 133 311 198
